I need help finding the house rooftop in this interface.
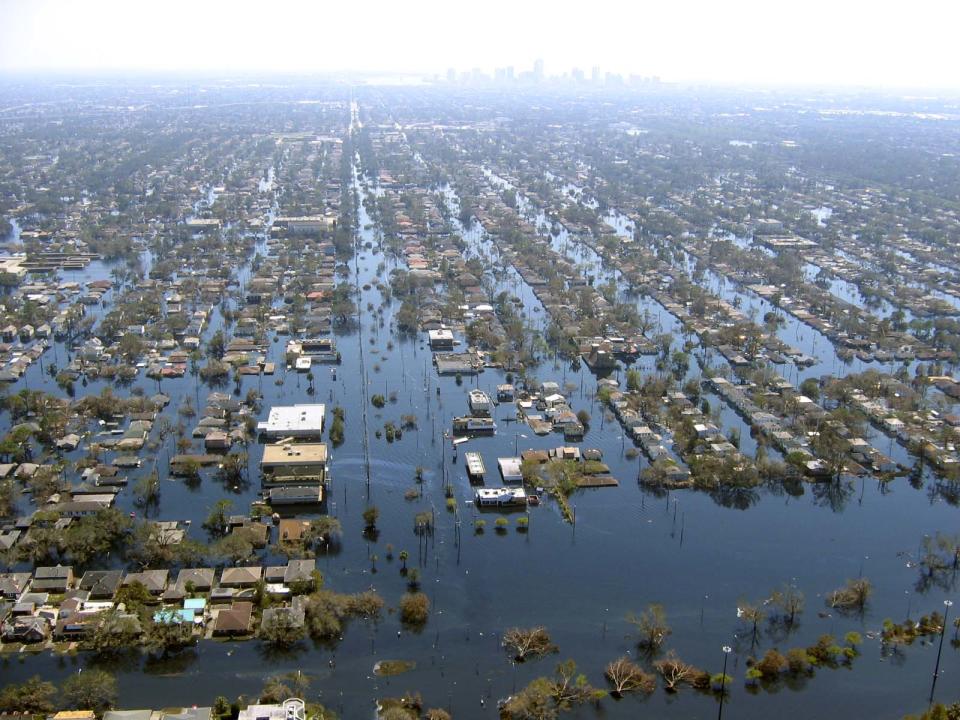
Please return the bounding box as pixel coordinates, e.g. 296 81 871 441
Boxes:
220 566 263 585
103 710 153 720
214 601 253 634
257 404 325 437
261 443 328 466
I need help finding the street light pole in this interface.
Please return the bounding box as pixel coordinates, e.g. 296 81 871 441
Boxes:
718 645 732 720
929 599 953 705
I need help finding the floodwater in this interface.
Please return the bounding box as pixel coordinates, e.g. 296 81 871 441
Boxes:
486 168 931 473
2 159 958 720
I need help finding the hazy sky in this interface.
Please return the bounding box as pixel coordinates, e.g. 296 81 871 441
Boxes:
1 0 958 89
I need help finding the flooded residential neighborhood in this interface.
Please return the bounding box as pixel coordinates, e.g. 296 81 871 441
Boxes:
1 6 960 720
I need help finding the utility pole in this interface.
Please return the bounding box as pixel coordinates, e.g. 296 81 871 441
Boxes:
929 599 953 705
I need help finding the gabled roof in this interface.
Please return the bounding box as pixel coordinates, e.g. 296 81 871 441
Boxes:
79 570 123 598
284 559 315 584
175 568 215 589
214 601 253 634
35 565 73 580
220 566 262 586
123 569 168 593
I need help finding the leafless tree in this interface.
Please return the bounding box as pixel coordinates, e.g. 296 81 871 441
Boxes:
503 627 559 662
627 603 671 652
654 652 710 692
738 598 766 643
551 660 600 708
827 578 872 611
771 584 805 628
604 657 656 697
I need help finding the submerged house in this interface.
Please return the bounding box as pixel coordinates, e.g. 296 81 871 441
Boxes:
257 404 326 439
475 487 527 507
261 443 328 487
428 328 455 350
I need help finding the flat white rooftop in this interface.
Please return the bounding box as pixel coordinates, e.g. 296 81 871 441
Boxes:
475 487 526 505
498 457 523 481
257 404 326 437
276 215 336 224
262 442 328 467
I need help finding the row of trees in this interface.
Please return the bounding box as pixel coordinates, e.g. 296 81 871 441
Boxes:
0 671 117 715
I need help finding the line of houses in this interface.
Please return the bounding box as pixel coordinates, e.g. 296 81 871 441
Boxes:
0 558 318 645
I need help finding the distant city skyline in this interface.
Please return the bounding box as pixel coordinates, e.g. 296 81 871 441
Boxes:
445 60 660 87
1 0 959 90
438 60 661 87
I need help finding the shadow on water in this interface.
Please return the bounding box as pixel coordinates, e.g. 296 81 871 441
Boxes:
810 479 856 513
143 649 200 676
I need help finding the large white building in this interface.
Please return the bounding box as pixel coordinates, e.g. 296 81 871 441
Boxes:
428 328 454 350
261 443 328 487
238 699 305 720
274 216 336 235
257 404 326 439
185 218 222 232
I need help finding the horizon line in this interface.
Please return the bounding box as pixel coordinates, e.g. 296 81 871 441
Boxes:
0 70 958 96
